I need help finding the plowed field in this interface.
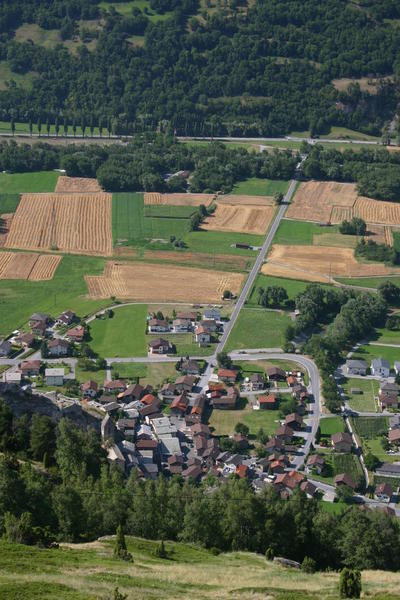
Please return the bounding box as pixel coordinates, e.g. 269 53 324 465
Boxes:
6 193 112 256
55 176 102 193
86 261 244 303
203 203 275 235
0 251 61 280
261 244 400 283
144 192 215 207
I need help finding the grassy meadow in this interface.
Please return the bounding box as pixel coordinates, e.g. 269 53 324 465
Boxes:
0 537 399 600
110 362 178 387
0 255 109 337
231 177 289 196
0 171 59 193
0 193 20 213
89 304 148 358
351 343 400 366
209 399 281 437
319 416 346 437
225 308 291 351
341 378 379 413
273 219 357 247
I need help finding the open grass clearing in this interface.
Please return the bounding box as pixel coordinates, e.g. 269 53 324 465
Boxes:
351 343 400 367
341 377 379 412
74 365 106 387
99 0 173 21
225 308 291 352
351 416 388 440
184 229 264 256
0 194 20 214
336 275 400 289
0 61 37 91
231 177 289 196
273 219 358 248
0 171 59 193
372 326 400 345
89 304 148 358
319 416 346 436
209 398 280 437
110 362 178 387
0 254 109 338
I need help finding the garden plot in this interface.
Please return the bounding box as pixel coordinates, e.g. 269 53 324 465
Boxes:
86 261 244 303
6 192 112 256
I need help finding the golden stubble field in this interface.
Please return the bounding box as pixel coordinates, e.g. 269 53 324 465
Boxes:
55 176 102 193
262 244 400 283
86 261 244 303
203 203 275 235
144 192 215 207
6 192 112 256
0 251 61 280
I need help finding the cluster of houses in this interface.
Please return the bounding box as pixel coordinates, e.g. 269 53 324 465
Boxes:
147 308 223 352
345 359 400 411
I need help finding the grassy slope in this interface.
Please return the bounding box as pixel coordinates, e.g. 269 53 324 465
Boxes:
89 305 148 358
0 171 59 193
0 538 399 600
225 308 291 351
0 255 108 337
231 177 289 196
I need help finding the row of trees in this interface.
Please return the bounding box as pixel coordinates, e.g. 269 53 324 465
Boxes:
0 404 399 572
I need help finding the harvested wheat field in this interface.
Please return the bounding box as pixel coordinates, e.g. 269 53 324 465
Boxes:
287 181 357 222
86 261 244 303
203 203 275 235
6 193 112 256
144 192 215 207
0 213 13 247
55 176 102 193
0 251 61 280
262 244 400 283
217 195 274 206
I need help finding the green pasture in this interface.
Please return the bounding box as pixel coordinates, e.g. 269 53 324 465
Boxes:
231 177 289 196
225 308 291 351
89 304 148 358
0 171 59 193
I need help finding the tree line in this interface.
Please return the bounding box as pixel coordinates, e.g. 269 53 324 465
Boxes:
0 402 399 572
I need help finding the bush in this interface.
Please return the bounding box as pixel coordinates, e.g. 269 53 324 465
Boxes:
339 568 361 598
114 525 133 562
265 546 274 561
302 556 317 573
154 540 167 559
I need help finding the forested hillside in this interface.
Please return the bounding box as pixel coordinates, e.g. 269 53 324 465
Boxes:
0 0 399 136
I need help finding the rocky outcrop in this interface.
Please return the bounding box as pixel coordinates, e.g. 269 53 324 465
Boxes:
0 383 101 432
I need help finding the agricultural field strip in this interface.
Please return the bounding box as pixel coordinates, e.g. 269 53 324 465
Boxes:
85 260 244 303
144 192 215 207
287 180 400 228
54 176 102 193
6 192 113 256
203 203 275 235
0 251 61 280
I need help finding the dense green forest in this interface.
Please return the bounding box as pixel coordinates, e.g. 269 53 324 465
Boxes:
0 0 399 136
0 406 399 572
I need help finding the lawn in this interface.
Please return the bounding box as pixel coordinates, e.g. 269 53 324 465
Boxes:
0 255 109 338
146 333 216 357
209 399 281 437
319 416 346 436
74 365 107 387
341 378 379 412
231 177 289 196
0 193 20 213
351 343 399 367
112 193 194 247
89 304 148 358
319 501 347 514
373 326 400 345
225 308 291 351
0 171 59 193
247 274 318 305
332 453 364 488
110 362 178 387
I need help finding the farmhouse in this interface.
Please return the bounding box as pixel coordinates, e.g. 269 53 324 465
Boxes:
56 310 75 326
331 432 352 452
20 360 41 377
45 368 64 386
217 369 237 383
375 483 393 503
0 340 11 357
371 358 390 378
257 394 277 409
81 380 98 398
266 366 286 381
148 338 172 354
195 325 211 345
334 473 356 490
181 359 201 375
148 318 170 333
104 379 126 393
345 359 368 376
14 333 35 348
47 338 69 357
306 454 325 475
66 325 85 343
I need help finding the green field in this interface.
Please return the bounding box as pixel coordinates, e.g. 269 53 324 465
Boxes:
183 229 264 256
89 305 148 358
373 326 400 345
1 538 399 599
335 276 400 290
272 219 356 248
0 255 109 338
0 171 59 193
341 378 379 413
143 204 198 218
74 365 106 387
351 416 388 440
351 343 399 367
0 193 20 213
146 333 216 357
209 399 281 437
100 0 173 21
247 274 317 305
111 362 178 387
112 193 194 247
225 308 291 351
319 416 346 436
231 177 289 196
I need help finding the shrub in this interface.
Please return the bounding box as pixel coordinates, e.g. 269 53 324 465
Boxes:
339 568 361 598
154 540 167 559
265 546 274 561
114 525 133 562
302 556 317 573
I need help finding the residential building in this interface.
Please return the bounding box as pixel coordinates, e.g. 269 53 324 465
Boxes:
345 359 368 376
181 359 201 375
217 368 237 383
266 366 286 381
379 392 398 411
195 325 211 345
305 454 325 475
203 308 221 321
29 313 50 335
249 373 265 391
174 375 196 393
148 318 170 333
285 413 303 431
375 482 393 503
20 360 41 377
103 379 126 393
257 394 277 409
331 431 352 453
118 383 151 403
0 340 12 357
389 415 400 430
45 368 64 386
300 480 317 499
56 310 75 326
176 311 197 321
148 338 172 354
81 380 98 398
107 444 125 472
182 464 202 480
394 362 400 375
14 333 35 348
172 318 192 333
212 387 238 409
371 358 390 378
168 454 184 475
66 325 85 343
170 393 188 415
389 428 400 445
334 473 356 490
275 424 294 441
160 382 177 399
47 338 69 357
199 319 217 333
191 394 206 418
